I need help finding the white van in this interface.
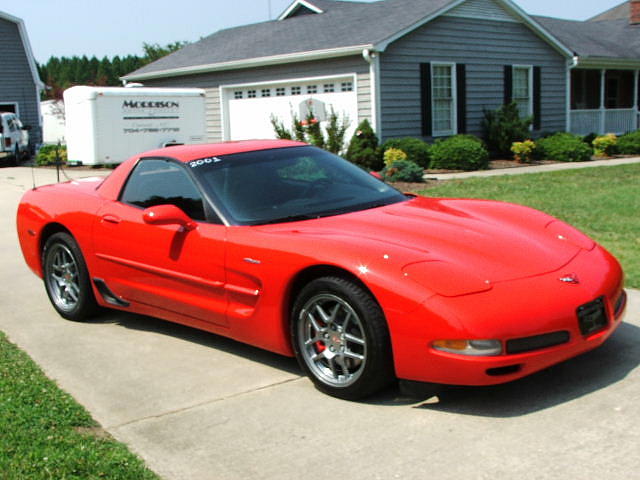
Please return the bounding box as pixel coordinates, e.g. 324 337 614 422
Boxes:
0 112 30 166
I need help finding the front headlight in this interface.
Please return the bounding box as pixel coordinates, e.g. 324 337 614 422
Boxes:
432 339 502 356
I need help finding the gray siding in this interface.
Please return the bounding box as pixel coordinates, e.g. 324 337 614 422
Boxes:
0 17 41 144
379 14 567 141
143 55 371 142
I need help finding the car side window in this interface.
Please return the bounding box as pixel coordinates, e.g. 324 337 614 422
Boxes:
121 159 206 221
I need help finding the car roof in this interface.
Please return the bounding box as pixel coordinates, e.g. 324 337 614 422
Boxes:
139 139 307 163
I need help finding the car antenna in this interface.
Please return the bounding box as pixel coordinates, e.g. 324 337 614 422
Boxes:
31 153 36 189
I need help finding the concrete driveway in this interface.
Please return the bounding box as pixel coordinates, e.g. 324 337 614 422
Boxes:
2 166 639 479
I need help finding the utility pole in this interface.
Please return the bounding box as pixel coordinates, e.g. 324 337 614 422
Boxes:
268 0 272 20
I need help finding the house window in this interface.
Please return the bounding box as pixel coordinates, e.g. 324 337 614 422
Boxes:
247 90 257 98
512 66 532 117
291 86 301 95
431 63 456 136
261 89 271 97
307 85 317 94
323 83 335 93
341 82 353 92
276 87 286 96
234 91 243 99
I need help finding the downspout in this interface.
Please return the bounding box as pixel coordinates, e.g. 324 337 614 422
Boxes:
566 54 579 133
363 48 381 139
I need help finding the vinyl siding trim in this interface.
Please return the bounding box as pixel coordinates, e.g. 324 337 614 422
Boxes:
123 45 372 82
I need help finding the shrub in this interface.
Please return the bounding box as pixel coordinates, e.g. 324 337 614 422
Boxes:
510 139 536 163
270 109 350 154
270 116 292 140
324 109 350 154
592 133 618 157
36 144 67 166
383 148 407 167
429 135 490 171
481 102 532 157
346 119 382 171
535 133 592 162
379 137 430 168
616 130 640 154
382 159 424 182
582 132 598 146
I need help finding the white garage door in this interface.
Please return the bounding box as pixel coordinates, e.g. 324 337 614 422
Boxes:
223 75 358 143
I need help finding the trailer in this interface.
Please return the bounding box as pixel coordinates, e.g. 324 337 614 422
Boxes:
64 86 206 165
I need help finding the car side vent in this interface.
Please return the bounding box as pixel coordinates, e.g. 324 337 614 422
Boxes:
506 331 570 355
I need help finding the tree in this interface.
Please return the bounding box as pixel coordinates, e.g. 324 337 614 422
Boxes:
142 41 189 62
38 40 191 100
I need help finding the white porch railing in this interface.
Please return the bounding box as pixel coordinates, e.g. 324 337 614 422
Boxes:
570 109 638 135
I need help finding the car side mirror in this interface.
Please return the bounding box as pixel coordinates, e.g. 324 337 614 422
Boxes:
142 204 197 231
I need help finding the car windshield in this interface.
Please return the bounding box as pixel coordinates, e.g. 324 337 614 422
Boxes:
191 145 407 225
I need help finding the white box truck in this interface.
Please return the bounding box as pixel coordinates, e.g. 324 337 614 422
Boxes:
64 86 207 165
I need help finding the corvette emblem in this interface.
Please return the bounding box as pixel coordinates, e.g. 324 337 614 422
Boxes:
559 274 580 284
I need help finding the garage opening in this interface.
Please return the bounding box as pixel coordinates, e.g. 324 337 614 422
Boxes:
222 75 358 144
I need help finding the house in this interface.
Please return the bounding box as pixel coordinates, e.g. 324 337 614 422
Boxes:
123 0 640 142
535 1 640 135
0 10 43 146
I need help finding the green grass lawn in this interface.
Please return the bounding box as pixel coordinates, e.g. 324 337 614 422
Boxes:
0 331 159 480
420 163 640 288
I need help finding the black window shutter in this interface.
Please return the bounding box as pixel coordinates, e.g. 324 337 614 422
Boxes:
420 63 432 137
456 64 467 134
533 66 542 130
504 65 513 105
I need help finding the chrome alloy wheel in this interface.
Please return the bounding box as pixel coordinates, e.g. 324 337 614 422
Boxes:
297 293 367 388
45 243 80 312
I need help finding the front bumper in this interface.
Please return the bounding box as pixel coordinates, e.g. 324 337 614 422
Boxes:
390 247 626 386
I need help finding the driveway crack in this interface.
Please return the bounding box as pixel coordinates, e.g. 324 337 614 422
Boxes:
107 376 304 430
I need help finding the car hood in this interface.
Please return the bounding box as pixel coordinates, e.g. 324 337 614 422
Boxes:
264 196 587 284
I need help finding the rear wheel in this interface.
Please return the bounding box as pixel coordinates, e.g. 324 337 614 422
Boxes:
42 232 99 321
291 276 394 400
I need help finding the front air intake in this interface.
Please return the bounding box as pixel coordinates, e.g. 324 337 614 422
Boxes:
506 331 570 355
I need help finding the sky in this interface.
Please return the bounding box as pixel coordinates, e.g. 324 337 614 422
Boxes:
4 0 626 63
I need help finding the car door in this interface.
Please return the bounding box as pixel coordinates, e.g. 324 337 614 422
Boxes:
93 158 228 326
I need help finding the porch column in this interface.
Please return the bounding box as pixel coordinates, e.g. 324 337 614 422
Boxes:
600 69 606 134
634 70 639 131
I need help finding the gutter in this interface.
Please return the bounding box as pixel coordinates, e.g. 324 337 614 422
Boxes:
122 45 373 81
362 48 382 138
572 57 640 69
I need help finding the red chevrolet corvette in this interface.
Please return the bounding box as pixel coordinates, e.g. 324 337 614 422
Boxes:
17 140 626 399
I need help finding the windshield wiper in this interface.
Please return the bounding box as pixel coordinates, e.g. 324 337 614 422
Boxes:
258 214 321 225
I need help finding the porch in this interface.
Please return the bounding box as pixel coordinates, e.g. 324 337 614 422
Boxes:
569 68 640 135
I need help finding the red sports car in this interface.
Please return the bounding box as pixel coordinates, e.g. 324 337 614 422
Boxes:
17 140 627 399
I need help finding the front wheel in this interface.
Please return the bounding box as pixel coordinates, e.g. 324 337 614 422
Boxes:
291 276 394 400
42 232 100 321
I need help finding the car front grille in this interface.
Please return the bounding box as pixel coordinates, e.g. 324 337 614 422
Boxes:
505 331 570 355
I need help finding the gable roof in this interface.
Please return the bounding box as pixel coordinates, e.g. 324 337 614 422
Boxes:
0 10 44 90
534 15 640 66
123 0 572 82
588 1 629 22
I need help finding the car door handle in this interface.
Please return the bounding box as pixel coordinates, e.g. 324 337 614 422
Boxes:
101 214 121 224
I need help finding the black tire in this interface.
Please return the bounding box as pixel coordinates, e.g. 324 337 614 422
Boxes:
42 232 100 321
291 276 394 400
